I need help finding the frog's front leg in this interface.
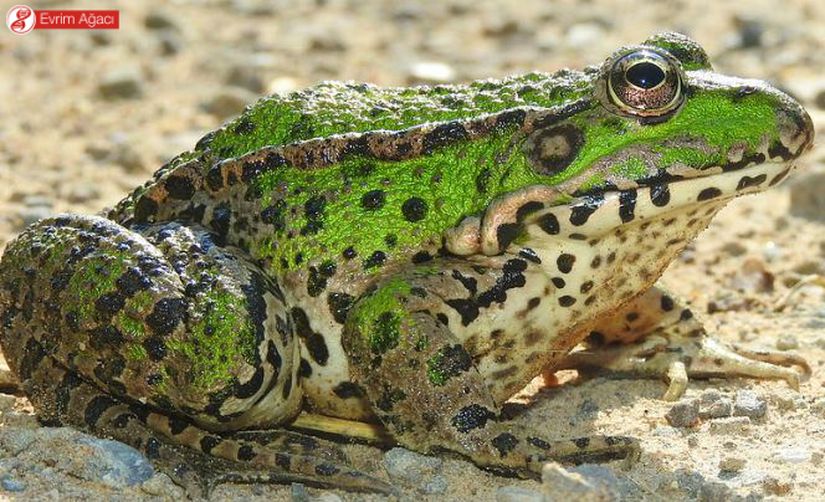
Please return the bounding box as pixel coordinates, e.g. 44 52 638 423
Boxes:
342 264 637 477
557 285 811 400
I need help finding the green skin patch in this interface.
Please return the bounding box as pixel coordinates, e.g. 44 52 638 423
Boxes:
346 278 416 355
166 290 257 392
205 73 593 162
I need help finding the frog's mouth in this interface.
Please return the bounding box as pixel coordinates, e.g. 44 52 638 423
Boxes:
445 159 798 258
533 159 798 239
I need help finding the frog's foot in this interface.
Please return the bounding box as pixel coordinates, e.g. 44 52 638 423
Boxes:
555 285 810 401
17 353 395 496
342 271 638 480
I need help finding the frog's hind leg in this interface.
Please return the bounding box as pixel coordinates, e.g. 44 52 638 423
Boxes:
341 267 638 478
555 284 811 400
16 351 389 495
0 214 393 494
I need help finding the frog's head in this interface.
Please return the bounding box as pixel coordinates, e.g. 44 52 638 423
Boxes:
462 32 814 256
531 31 813 199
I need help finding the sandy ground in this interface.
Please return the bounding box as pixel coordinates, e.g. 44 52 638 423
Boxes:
0 0 824 500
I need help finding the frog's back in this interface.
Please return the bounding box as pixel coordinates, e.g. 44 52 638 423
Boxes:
110 69 595 226
200 70 595 161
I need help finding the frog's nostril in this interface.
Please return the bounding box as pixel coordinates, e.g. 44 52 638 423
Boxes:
779 102 815 159
799 108 815 154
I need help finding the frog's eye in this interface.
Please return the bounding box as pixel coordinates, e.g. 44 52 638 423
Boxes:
607 50 683 117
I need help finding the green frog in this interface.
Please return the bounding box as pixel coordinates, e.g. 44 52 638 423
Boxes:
0 32 814 493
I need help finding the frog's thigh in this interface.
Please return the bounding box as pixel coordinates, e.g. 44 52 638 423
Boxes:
341 264 637 477
558 284 810 400
0 215 300 429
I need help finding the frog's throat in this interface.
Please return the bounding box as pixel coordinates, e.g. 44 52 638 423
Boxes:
444 160 795 257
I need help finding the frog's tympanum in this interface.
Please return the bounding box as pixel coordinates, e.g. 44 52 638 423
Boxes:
0 33 814 493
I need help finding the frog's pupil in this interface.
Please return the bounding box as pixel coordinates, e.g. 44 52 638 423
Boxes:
625 62 665 89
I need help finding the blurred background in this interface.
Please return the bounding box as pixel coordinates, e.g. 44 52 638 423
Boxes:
0 1 823 500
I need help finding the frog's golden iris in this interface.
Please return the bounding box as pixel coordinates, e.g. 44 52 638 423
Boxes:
606 48 684 116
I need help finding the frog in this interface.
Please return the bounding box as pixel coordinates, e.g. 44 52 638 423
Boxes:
0 32 814 494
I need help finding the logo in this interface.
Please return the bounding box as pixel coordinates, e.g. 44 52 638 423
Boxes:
5 5 119 33
6 5 35 35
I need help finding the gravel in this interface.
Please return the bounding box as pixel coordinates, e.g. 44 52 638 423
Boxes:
203 87 256 120
382 447 447 494
98 67 145 100
789 170 825 222
496 485 544 502
541 462 619 501
666 399 701 428
708 416 752 434
733 390 768 419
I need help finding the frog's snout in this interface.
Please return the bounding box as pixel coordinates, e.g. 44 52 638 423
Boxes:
775 90 815 160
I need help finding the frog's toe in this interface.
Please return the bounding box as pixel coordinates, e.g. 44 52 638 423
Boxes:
687 337 810 390
557 333 810 400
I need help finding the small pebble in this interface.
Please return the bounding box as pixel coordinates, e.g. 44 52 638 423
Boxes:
290 482 309 502
770 394 801 411
204 87 256 120
157 31 183 57
0 474 26 492
268 76 300 95
85 143 111 161
775 335 799 351
383 447 447 494
773 447 811 464
700 398 733 419
407 61 456 84
720 242 747 256
89 31 111 47
0 394 16 413
74 436 154 487
733 390 767 419
735 18 764 48
568 464 622 495
793 260 824 275
675 469 705 497
789 171 825 222
98 67 145 100
18 206 52 227
541 462 617 501
719 456 746 473
814 88 825 110
762 476 792 495
709 416 751 434
699 481 734 501
113 145 144 172
652 425 679 437
810 397 825 418
313 493 343 502
699 390 722 405
729 257 774 293
666 399 700 428
140 473 183 498
495 485 543 502
22 194 53 208
144 11 179 31
761 241 782 262
308 33 347 52
66 185 100 204
226 64 266 93
565 22 605 48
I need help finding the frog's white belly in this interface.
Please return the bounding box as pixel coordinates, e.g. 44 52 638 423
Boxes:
287 160 796 420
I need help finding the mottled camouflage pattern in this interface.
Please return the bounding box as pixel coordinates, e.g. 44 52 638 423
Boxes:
0 32 813 492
